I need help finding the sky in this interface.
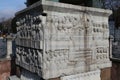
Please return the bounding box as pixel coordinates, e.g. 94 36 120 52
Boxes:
0 0 26 19
0 0 120 20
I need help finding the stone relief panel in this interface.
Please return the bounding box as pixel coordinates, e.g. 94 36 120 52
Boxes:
45 12 85 59
16 14 43 49
43 12 87 78
91 15 111 68
16 46 43 76
15 12 44 77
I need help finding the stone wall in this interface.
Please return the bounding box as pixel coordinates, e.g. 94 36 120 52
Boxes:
0 59 11 80
15 1 112 80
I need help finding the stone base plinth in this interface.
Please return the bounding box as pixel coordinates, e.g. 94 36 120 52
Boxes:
111 60 120 80
20 69 42 80
17 67 112 80
101 67 111 80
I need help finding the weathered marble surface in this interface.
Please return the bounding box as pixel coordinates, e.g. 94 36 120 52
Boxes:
15 0 112 79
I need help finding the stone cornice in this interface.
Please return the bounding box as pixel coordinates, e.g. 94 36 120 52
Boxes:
16 0 112 16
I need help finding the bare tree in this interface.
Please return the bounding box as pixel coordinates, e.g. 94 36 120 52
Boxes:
0 18 12 35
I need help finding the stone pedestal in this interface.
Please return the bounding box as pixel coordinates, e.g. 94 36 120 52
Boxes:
6 36 13 59
15 1 112 80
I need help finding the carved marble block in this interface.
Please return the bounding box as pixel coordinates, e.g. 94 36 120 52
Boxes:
15 0 112 79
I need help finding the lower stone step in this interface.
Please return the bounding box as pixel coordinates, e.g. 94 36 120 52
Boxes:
8 76 20 80
61 70 101 80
